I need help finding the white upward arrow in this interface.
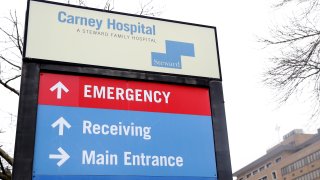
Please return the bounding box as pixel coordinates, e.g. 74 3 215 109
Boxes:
50 81 69 99
49 147 70 167
51 117 71 136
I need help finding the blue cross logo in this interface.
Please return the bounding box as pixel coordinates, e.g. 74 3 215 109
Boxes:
151 40 195 69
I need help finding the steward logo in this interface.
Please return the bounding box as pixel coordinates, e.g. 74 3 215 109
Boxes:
151 40 195 69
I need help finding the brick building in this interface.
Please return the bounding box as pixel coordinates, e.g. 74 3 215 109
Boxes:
233 129 320 180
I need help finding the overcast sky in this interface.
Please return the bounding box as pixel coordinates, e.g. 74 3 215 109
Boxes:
0 0 318 174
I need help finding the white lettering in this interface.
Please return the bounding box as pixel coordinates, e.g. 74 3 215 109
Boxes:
124 151 131 165
154 91 161 103
82 85 171 105
84 85 92 98
123 152 184 167
126 89 134 101
110 125 118 135
92 124 100 134
94 86 105 98
144 90 152 102
82 150 95 164
116 88 124 100
107 87 115 99
101 124 109 135
83 120 92 134
82 150 118 165
135 89 142 102
162 91 171 104
176 156 184 167
82 120 152 140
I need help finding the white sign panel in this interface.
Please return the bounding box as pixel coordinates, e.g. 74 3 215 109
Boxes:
25 0 221 79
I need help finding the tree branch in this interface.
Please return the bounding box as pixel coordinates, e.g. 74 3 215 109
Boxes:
0 172 11 180
0 148 13 166
78 0 86 7
136 0 162 16
103 0 114 11
4 74 21 85
0 158 6 177
260 32 320 45
0 55 21 70
0 78 19 96
10 10 23 56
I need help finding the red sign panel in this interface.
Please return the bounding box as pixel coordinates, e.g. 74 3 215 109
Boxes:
38 73 211 116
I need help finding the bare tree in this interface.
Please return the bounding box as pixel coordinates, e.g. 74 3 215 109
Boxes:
261 0 320 120
68 0 162 15
137 0 162 16
0 0 162 179
0 9 23 180
0 10 22 96
103 0 115 11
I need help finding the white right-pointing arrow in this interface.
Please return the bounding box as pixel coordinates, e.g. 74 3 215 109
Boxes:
49 147 70 167
51 117 71 136
50 81 69 99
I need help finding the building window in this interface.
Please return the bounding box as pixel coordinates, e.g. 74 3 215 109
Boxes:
272 171 277 179
266 162 272 168
259 176 268 180
293 168 320 180
297 160 302 169
316 151 320 159
253 169 258 175
281 150 320 176
275 157 282 163
259 166 265 172
247 173 251 178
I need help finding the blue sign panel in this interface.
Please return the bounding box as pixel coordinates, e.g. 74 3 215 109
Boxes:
32 105 217 180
